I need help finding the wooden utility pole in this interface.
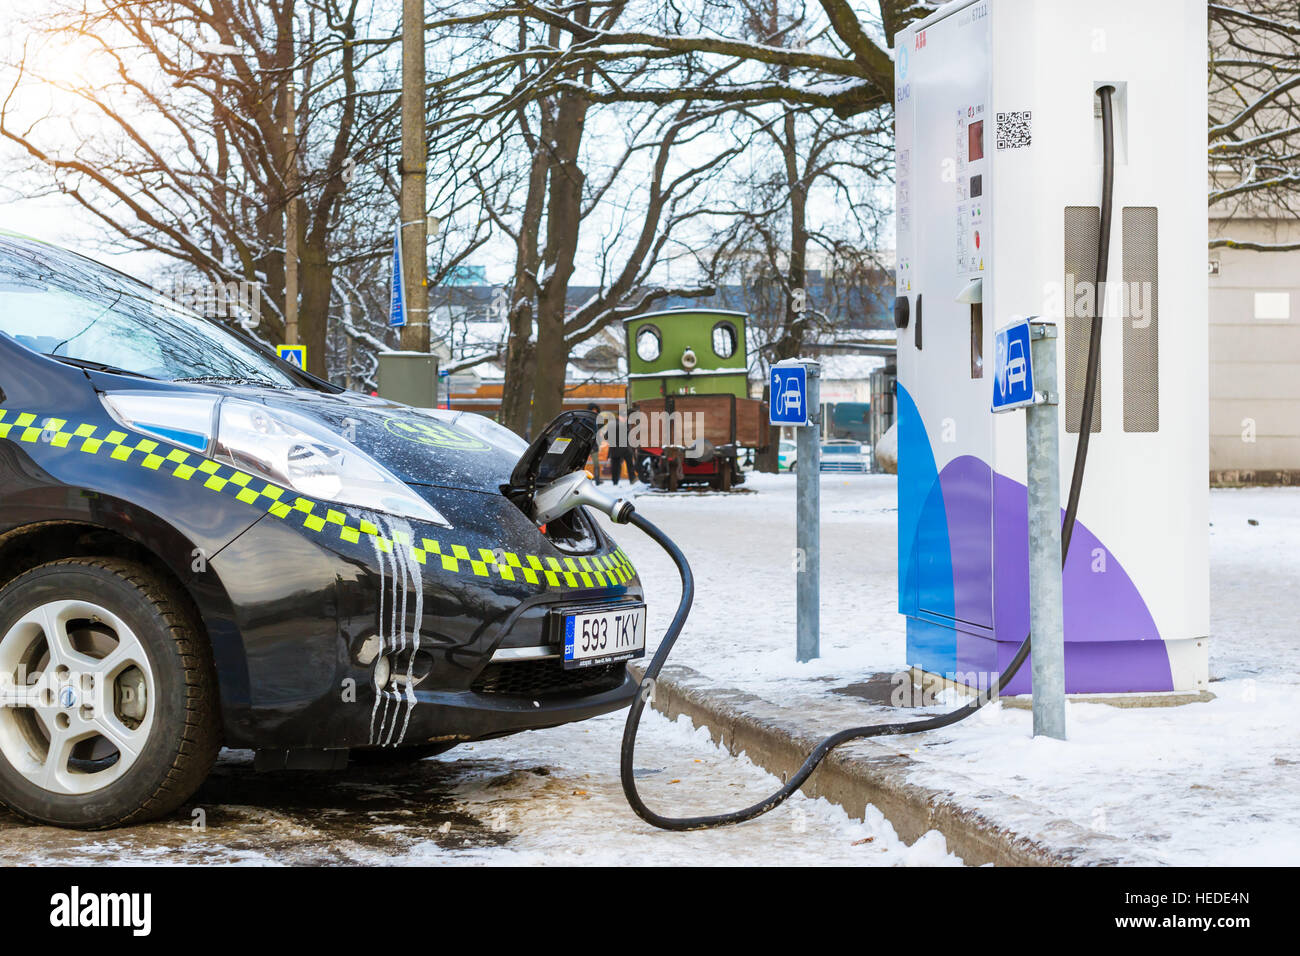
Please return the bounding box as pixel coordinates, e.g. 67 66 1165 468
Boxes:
399 0 429 351
284 75 300 346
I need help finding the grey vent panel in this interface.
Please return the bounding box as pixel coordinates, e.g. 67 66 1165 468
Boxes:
1121 207 1159 432
1064 206 1101 433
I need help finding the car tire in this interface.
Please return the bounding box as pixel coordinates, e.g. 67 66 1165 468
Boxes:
788 461 796 473
349 742 458 765
0 559 221 829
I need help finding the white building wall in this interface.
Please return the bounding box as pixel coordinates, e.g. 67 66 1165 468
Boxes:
1209 216 1300 478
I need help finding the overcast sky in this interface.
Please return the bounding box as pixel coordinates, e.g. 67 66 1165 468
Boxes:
0 2 162 273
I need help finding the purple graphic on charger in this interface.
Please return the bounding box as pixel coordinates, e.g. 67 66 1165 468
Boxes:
930 457 1171 694
940 455 995 629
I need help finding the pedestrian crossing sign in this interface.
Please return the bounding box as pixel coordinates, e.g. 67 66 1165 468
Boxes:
277 345 306 369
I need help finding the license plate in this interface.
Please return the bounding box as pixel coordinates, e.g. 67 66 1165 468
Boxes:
563 604 646 669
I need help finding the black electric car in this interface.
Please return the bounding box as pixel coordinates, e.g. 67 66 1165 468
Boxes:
0 232 645 829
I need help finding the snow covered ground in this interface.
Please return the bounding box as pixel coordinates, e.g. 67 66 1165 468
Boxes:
0 708 958 866
606 473 1300 866
6 472 1289 866
0 471 964 867
608 472 905 697
434 710 957 866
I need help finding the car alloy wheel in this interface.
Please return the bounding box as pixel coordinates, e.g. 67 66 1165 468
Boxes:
0 598 156 795
0 560 220 828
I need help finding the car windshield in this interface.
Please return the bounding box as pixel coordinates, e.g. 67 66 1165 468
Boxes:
0 237 294 387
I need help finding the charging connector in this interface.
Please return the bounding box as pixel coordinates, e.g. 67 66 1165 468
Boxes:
531 472 635 526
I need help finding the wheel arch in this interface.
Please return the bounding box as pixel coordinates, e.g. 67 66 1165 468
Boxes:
0 515 253 745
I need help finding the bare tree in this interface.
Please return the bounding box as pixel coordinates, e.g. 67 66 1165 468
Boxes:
659 0 891 469
429 2 751 434
1 0 402 378
420 0 921 116
1209 2 1300 250
2 0 930 402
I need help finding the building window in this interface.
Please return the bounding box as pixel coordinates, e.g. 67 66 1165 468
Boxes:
635 325 662 362
711 321 738 359
1253 291 1291 321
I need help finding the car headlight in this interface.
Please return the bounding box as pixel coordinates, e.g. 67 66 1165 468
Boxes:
101 392 450 527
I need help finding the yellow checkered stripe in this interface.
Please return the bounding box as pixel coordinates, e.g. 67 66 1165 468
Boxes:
403 539 635 587
0 409 636 591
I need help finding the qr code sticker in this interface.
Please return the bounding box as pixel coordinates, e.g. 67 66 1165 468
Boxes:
996 111 1032 149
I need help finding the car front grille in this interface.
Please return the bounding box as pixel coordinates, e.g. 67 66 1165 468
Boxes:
471 659 627 698
820 460 867 473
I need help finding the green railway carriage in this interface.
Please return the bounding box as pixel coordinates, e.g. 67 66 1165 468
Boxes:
621 309 768 491
625 309 750 401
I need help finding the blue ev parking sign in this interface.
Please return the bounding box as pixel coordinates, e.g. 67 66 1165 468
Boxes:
992 320 1035 412
770 364 809 426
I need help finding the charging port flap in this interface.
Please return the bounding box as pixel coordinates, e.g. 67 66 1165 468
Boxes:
506 410 599 499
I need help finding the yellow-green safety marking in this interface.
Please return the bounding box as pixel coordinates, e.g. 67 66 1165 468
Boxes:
0 409 636 590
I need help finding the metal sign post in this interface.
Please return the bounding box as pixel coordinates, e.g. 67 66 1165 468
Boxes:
1024 321 1065 739
992 318 1065 739
771 359 820 663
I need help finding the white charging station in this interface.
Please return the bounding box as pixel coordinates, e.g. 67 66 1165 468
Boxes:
893 0 1208 694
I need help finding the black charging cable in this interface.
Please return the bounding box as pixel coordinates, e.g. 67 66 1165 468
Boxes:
617 87 1118 831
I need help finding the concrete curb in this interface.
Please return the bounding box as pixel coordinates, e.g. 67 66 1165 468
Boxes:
632 662 1151 867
